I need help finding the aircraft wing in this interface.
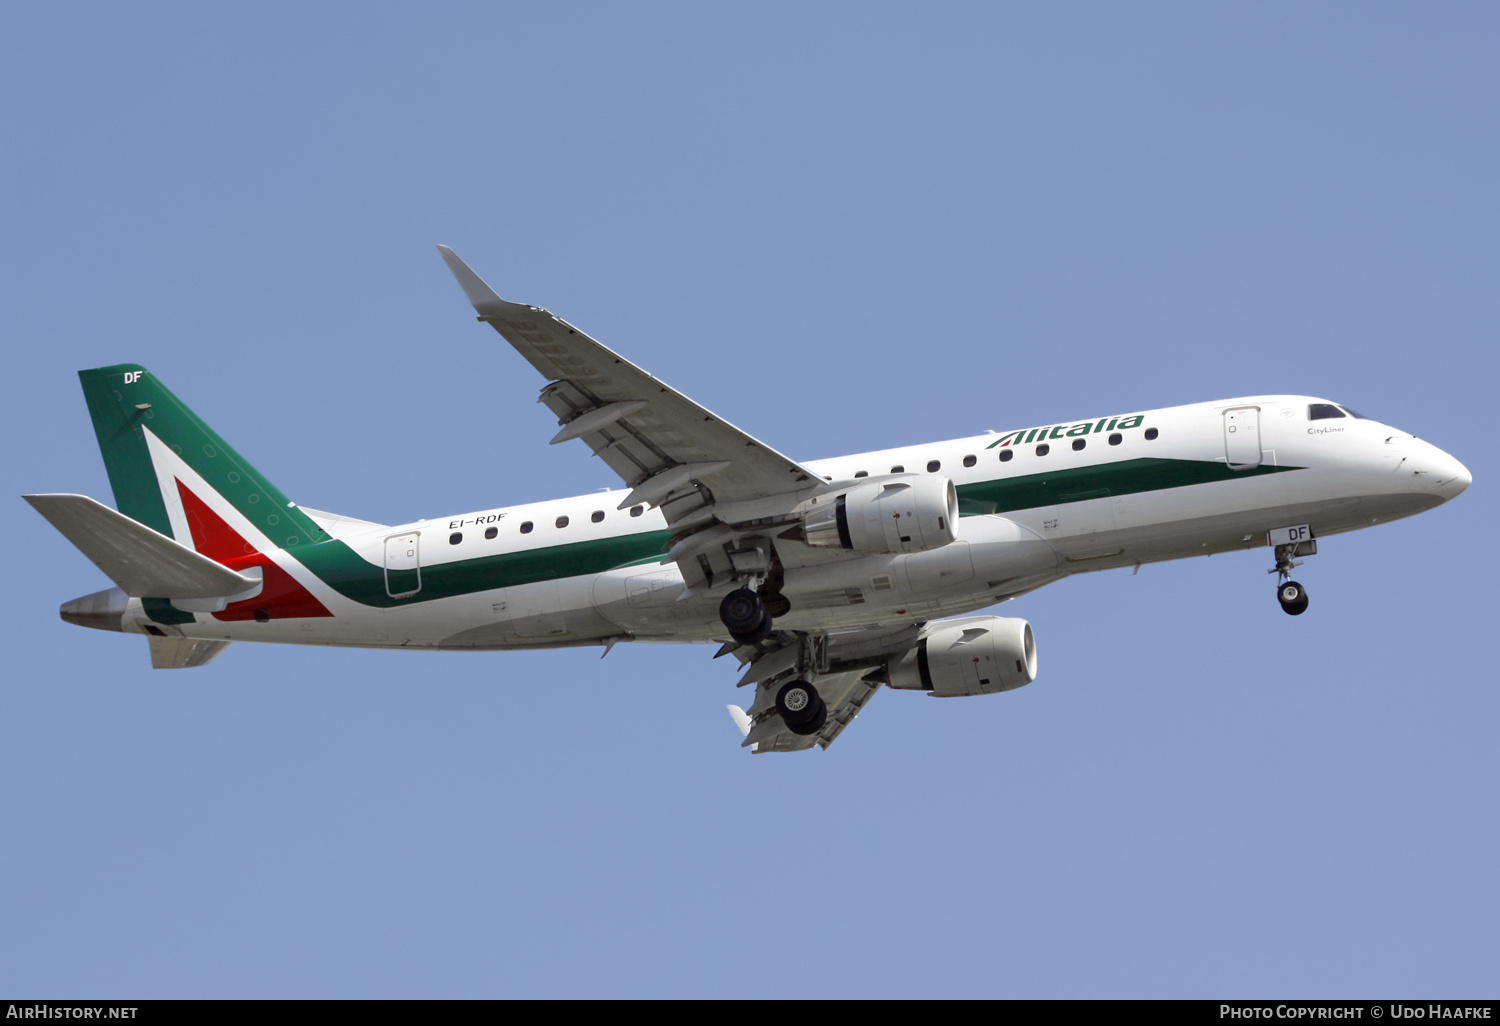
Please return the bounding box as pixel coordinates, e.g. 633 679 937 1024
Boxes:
730 666 883 753
722 622 920 752
438 247 821 532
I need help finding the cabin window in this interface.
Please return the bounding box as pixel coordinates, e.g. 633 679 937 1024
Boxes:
926 460 941 472
1108 433 1122 445
1036 443 1050 456
1072 439 1086 451
485 526 498 540
963 455 976 468
855 470 868 478
999 449 1014 462
1308 404 1346 421
630 505 644 517
555 515 569 529
520 521 534 534
891 465 904 473
449 532 463 545
591 510 605 523
1145 428 1159 440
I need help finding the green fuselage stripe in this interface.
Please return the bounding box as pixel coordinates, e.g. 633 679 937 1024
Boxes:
291 529 676 609
166 456 1299 619
142 597 196 625
955 456 1299 515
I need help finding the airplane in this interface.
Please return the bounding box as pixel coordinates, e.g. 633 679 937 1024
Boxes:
23 247 1472 753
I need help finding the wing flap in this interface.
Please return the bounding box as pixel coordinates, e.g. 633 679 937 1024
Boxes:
725 624 922 752
815 675 883 750
737 667 885 753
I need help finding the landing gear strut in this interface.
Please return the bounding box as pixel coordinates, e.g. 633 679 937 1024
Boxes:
1268 542 1310 616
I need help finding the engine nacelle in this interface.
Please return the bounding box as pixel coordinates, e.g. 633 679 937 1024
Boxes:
887 616 1037 697
803 475 958 555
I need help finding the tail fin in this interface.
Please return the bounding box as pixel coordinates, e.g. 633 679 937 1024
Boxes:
77 365 329 554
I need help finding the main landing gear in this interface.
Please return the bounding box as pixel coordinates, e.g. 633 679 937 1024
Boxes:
719 588 773 644
718 574 791 645
720 580 824 734
775 679 828 736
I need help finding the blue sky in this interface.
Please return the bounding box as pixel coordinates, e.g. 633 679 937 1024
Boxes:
3 2 1496 998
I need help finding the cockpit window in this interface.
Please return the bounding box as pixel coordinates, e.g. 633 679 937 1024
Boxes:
1308 404 1346 420
1340 406 1367 419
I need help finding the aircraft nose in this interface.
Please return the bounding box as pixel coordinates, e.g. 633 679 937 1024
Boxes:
1441 453 1472 498
1424 445 1471 500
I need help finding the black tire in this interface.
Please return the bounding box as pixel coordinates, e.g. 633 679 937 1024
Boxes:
785 698 828 737
730 611 773 646
763 591 792 619
720 588 767 634
1278 581 1309 616
776 679 821 726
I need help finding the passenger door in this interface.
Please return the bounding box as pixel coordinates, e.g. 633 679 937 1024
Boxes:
383 532 422 599
1223 407 1262 469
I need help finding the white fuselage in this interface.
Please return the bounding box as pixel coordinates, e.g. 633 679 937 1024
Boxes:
118 395 1470 651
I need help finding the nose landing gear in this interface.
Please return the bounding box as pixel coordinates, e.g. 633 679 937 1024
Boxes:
1277 580 1309 616
1267 533 1314 616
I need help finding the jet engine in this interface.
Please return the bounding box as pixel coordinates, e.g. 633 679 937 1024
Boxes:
887 616 1037 697
802 475 958 555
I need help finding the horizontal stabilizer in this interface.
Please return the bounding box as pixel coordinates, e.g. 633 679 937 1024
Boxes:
149 635 233 669
24 493 260 599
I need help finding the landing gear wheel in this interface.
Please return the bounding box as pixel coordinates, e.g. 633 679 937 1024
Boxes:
1277 580 1309 616
776 680 828 736
720 588 772 644
775 679 821 726
732 614 773 645
786 699 827 737
762 592 792 619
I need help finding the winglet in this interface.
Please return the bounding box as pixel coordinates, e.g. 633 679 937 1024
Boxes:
727 705 753 739
435 245 508 314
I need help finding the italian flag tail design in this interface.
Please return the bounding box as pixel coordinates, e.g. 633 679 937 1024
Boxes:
78 365 335 621
79 364 330 548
